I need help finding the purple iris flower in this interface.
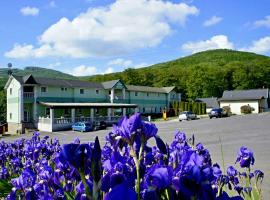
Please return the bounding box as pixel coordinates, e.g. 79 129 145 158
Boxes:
104 182 137 200
217 191 243 200
213 163 222 179
254 170 264 181
59 143 92 171
113 113 142 144
140 121 158 141
173 130 187 145
145 165 173 189
235 146 255 168
11 168 36 190
227 166 237 177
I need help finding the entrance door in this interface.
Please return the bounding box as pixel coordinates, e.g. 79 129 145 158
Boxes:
24 110 29 122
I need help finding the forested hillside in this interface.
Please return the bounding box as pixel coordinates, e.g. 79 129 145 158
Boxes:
0 66 77 87
1 49 270 121
82 49 270 100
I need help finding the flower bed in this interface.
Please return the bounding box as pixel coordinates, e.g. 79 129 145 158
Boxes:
0 113 264 200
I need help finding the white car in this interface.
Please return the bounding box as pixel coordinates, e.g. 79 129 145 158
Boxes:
179 111 197 121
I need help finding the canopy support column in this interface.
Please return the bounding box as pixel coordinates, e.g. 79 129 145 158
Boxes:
71 108 75 123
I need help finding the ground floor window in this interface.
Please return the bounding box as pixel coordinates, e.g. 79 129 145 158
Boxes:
9 113 12 120
45 108 50 117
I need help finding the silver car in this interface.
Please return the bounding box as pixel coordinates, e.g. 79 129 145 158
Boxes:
179 111 197 121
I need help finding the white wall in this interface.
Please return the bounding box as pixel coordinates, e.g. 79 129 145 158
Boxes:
220 101 259 115
6 78 22 123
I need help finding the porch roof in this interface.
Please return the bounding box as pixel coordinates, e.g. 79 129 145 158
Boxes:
38 102 138 108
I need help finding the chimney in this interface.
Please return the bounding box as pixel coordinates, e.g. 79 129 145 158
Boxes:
7 63 13 76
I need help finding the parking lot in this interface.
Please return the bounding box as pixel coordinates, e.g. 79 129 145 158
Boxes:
1 113 270 197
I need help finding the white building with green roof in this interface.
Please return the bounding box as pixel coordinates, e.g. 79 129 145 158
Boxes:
5 74 181 132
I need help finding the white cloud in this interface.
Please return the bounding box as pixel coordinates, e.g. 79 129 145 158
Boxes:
67 65 115 76
203 16 222 27
47 62 61 69
49 1 56 8
20 7 39 16
107 58 133 67
254 15 270 28
181 35 234 53
240 36 270 54
7 0 198 59
104 67 114 74
69 65 98 76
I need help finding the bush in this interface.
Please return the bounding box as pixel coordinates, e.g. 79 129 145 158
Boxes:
222 106 232 116
241 105 255 114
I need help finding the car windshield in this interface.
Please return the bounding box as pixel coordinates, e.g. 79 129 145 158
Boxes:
85 123 92 126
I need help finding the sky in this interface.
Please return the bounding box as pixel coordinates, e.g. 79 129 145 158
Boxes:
0 0 269 76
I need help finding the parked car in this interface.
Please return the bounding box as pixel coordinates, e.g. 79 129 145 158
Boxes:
208 108 227 119
93 121 107 131
179 111 197 121
72 122 94 132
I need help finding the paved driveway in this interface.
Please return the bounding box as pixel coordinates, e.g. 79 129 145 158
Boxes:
2 113 270 198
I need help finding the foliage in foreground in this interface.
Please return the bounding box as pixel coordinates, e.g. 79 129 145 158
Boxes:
0 113 264 200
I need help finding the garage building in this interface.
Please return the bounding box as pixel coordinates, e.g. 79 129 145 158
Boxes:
219 89 269 115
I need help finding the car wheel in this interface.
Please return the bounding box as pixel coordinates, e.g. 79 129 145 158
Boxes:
179 119 182 122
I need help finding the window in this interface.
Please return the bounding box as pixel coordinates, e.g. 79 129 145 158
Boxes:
65 88 67 91
80 89 84 94
78 109 82 115
135 92 138 96
41 87 47 93
61 87 68 91
147 93 149 97
155 107 157 112
143 107 145 113
9 113 12 120
64 109 69 115
157 93 160 97
9 88 12 95
96 89 99 94
45 108 50 116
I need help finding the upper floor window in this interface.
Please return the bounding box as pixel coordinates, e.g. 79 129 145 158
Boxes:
9 88 12 95
147 93 149 97
96 89 99 95
61 87 68 91
80 89 84 94
41 87 47 93
135 92 138 96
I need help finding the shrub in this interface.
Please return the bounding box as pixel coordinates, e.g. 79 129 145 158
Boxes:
222 106 232 116
241 105 255 114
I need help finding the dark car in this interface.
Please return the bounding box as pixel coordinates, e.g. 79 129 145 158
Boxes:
72 122 94 132
93 121 107 131
208 108 227 119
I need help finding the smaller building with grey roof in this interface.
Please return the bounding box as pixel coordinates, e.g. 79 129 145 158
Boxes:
219 88 269 114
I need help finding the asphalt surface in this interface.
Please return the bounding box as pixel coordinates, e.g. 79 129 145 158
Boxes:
1 113 270 198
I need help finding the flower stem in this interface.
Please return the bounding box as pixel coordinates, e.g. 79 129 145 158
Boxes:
79 171 93 200
131 142 144 200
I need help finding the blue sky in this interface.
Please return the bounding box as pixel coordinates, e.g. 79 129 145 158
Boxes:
0 0 269 76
